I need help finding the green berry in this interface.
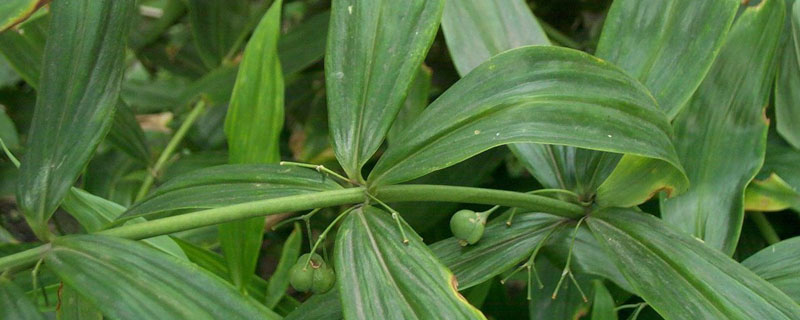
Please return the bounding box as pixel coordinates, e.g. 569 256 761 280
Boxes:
289 253 335 294
449 209 486 245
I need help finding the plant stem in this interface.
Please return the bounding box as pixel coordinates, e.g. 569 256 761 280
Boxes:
135 100 207 201
750 211 780 245
0 184 584 272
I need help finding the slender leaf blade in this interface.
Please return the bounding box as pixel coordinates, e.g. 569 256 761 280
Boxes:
16 0 135 239
264 222 302 308
660 0 785 254
0 0 46 32
588 207 800 319
119 164 342 221
591 280 618 320
326 0 444 181
368 46 686 190
46 235 280 320
335 206 485 319
440 0 549 76
185 0 253 68
742 237 800 303
57 284 103 320
775 0 800 148
0 277 44 320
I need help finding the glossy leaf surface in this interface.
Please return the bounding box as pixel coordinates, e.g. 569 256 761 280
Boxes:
326 0 444 181
775 0 800 148
661 0 785 254
335 206 485 319
440 0 549 76
431 212 565 289
588 208 800 319
742 236 800 303
120 164 342 221
369 46 685 190
46 235 280 320
16 0 135 239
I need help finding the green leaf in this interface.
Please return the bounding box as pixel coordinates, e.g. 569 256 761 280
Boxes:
368 46 686 190
587 207 800 319
744 173 800 211
120 164 342 221
591 280 618 320
57 284 102 320
0 107 18 150
128 0 186 51
279 11 329 75
742 236 800 303
440 0 549 76
185 0 258 68
284 289 343 320
335 206 485 319
264 222 302 308
0 277 45 320
16 0 135 240
0 12 46 87
595 0 738 118
46 235 280 320
107 101 151 164
528 257 592 320
775 0 800 148
431 212 564 289
660 0 785 255
326 0 444 181
387 65 431 144
225 0 283 165
0 0 46 32
0 54 19 88
220 0 284 292
61 187 187 260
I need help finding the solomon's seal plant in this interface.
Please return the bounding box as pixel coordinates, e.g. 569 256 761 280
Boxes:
1 0 800 319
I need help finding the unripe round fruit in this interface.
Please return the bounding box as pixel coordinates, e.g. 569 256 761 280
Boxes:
289 253 335 294
449 209 485 246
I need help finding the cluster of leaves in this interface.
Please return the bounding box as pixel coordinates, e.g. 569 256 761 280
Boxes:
0 0 799 319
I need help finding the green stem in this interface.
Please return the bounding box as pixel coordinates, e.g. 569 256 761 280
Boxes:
750 211 780 245
135 100 207 201
0 185 583 272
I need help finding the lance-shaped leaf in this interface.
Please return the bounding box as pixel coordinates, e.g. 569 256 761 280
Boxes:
185 0 258 68
0 277 45 320
326 0 444 181
742 236 800 303
746 134 800 212
775 0 800 148
387 66 432 144
0 0 47 32
440 0 549 76
220 0 284 292
285 289 343 320
15 0 135 240
335 206 485 319
279 11 329 76
0 14 150 164
264 223 302 308
46 235 280 320
119 164 342 221
660 0 785 255
590 280 618 320
431 212 565 289
368 46 686 190
587 207 800 319
595 0 738 118
58 284 102 320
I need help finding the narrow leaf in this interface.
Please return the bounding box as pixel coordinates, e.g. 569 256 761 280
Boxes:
57 284 102 320
431 212 565 289
742 236 800 303
588 207 800 319
775 0 800 148
326 0 444 181
284 289 343 320
16 0 135 240
46 235 280 320
120 164 342 221
660 0 785 254
387 65 431 144
279 11 329 75
591 280 618 320
595 0 738 118
368 46 686 190
264 222 302 308
440 0 549 76
744 173 800 211
0 0 47 32
0 277 45 320
335 206 485 319
185 0 255 68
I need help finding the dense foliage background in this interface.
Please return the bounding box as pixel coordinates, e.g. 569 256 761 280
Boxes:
1 0 800 319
